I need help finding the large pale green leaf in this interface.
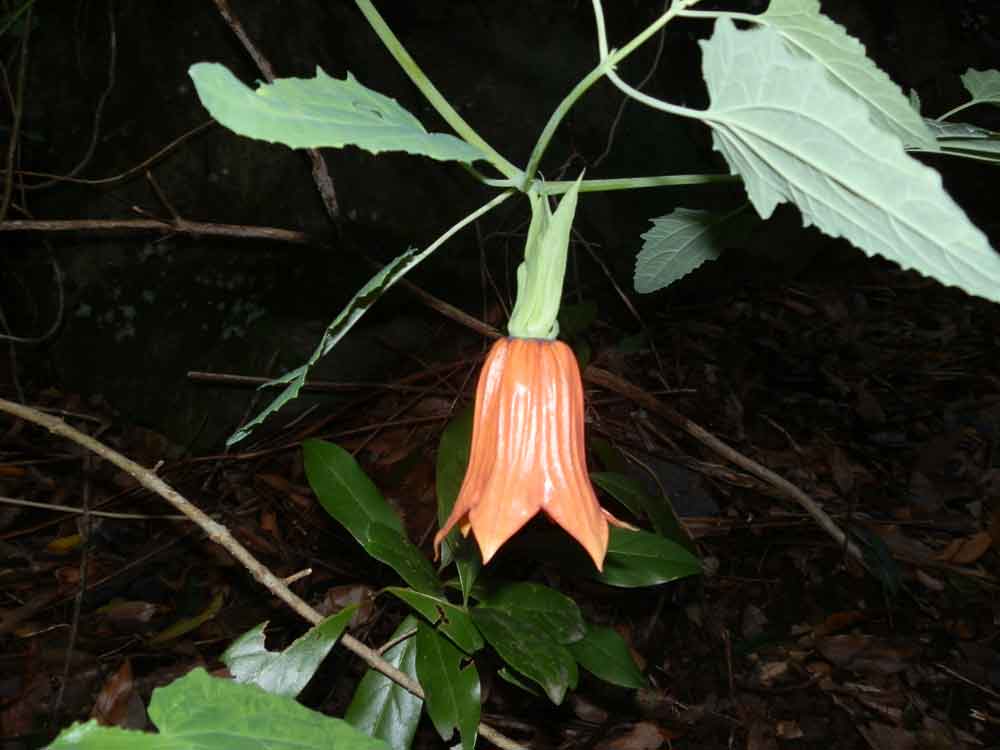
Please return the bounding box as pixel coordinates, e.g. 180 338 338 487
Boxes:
303 440 442 595
189 63 483 163
633 206 755 293
46 667 387 750
415 622 480 750
960 68 1000 108
386 587 484 653
597 528 701 588
346 617 422 750
478 582 585 645
761 0 935 149
568 624 647 689
222 607 356 698
700 19 1000 304
470 607 577 705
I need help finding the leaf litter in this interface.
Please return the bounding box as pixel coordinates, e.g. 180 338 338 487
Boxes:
1 254 999 748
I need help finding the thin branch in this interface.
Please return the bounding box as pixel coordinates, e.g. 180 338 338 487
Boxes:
0 2 32 222
0 397 527 750
582 366 866 567
0 217 311 243
28 0 117 191
0 494 189 521
17 120 215 188
212 0 339 221
0 254 65 344
0 218 502 342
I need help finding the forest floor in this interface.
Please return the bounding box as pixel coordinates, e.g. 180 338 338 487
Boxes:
2 252 999 750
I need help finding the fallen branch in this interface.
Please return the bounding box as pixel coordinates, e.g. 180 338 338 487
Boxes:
0 397 526 750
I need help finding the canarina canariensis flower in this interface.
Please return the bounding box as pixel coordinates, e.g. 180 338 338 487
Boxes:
433 336 628 570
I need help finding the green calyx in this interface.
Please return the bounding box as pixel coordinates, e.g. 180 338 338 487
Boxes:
507 175 584 340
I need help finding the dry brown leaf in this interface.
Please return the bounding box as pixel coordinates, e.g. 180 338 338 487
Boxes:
597 721 677 750
933 531 992 565
317 584 376 628
814 610 866 637
815 634 915 675
92 659 135 727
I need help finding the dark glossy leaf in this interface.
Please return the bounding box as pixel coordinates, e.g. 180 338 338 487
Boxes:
496 667 542 696
597 528 701 588
589 437 631 474
471 607 577 705
303 439 404 537
591 471 694 551
386 587 483 653
415 622 480 750
346 616 422 750
480 582 585 644
222 606 356 698
365 523 443 596
45 667 388 750
304 440 442 595
568 624 647 689
590 472 647 520
557 300 597 339
435 406 480 601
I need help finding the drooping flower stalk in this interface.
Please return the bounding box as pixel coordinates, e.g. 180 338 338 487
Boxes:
435 177 629 570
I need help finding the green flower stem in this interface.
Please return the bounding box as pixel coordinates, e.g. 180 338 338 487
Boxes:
477 173 738 192
936 102 978 122
355 0 523 183
537 173 738 194
526 0 705 180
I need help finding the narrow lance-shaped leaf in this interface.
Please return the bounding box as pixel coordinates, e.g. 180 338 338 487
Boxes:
346 616 422 750
435 406 481 600
227 246 421 446
415 622 480 750
699 19 1000 304
303 440 443 595
568 624 647 689
597 528 701 588
189 63 484 163
226 192 511 446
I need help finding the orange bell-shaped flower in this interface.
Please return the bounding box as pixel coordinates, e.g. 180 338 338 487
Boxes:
434 337 626 570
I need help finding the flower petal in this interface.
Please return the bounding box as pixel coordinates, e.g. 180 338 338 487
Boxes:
435 337 618 569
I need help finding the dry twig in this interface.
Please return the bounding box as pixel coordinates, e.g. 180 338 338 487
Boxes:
0 397 526 750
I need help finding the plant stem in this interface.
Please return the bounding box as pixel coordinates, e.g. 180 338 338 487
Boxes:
936 102 978 122
537 173 738 194
354 0 522 183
